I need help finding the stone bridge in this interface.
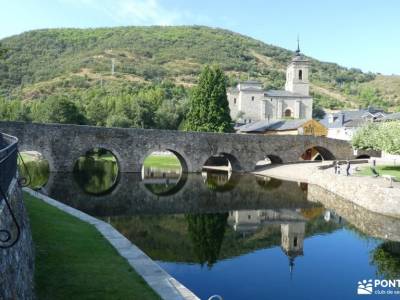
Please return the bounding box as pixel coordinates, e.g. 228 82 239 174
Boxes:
0 121 360 173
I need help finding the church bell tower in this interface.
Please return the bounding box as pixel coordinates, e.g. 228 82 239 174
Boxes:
285 39 310 96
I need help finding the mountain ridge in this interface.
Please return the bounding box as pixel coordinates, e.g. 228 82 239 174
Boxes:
0 25 399 111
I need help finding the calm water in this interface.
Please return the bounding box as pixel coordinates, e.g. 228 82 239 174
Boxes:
22 160 400 300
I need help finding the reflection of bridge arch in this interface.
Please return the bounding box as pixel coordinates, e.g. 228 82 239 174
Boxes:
141 173 188 197
201 171 241 192
255 176 283 190
43 173 316 217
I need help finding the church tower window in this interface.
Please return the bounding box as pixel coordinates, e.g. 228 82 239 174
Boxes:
299 70 303 80
251 96 255 101
234 98 236 104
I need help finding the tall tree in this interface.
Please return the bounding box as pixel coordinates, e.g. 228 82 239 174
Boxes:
183 65 233 133
38 97 87 125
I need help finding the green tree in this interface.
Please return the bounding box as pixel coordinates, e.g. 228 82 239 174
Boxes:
312 105 326 120
183 65 233 133
106 114 132 128
86 98 108 126
352 121 400 154
39 97 86 125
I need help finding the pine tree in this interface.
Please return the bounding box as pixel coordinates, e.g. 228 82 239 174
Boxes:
183 65 233 133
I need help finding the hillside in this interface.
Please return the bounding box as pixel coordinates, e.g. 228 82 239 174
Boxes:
0 26 399 127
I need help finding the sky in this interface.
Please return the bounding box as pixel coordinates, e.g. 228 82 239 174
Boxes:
1 0 400 75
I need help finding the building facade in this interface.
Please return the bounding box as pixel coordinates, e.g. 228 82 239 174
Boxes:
319 107 387 141
227 46 313 123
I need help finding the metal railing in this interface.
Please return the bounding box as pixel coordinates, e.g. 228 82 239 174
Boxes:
0 133 18 193
0 132 20 248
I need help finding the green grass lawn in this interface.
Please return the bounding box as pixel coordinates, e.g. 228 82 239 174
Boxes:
357 165 400 181
24 193 160 300
143 154 181 170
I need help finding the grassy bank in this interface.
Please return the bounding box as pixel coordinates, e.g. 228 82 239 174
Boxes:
143 154 181 170
24 193 160 300
357 165 400 181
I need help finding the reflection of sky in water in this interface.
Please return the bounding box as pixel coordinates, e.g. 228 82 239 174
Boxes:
158 229 383 300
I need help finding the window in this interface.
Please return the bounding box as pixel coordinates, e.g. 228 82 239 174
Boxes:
234 98 237 104
299 70 303 80
248 215 251 220
251 96 255 101
294 237 298 247
284 108 292 118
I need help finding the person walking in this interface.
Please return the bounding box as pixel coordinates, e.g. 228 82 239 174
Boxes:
346 160 351 176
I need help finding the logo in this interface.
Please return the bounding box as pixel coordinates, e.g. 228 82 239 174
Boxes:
357 279 373 295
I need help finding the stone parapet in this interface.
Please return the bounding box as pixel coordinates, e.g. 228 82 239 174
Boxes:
0 178 35 300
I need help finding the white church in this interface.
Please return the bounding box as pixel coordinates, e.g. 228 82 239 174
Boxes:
227 44 313 123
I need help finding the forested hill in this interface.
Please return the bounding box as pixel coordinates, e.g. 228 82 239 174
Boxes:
0 26 399 114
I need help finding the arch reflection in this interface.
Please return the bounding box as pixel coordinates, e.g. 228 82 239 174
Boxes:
201 170 240 192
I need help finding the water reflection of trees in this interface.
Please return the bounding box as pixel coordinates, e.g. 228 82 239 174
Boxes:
371 242 400 279
186 213 229 267
73 156 119 195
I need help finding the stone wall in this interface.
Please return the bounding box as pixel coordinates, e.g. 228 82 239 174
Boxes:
0 178 35 300
308 167 400 218
0 121 357 173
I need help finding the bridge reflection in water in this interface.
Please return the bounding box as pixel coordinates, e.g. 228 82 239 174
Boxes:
34 166 400 300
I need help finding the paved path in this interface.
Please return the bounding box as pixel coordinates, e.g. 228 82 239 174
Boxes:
254 161 400 218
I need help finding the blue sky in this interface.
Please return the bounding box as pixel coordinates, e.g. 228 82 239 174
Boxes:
1 0 399 74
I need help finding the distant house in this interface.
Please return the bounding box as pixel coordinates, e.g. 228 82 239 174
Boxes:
319 107 387 141
236 119 327 136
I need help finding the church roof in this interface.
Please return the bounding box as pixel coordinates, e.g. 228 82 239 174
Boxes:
265 90 310 98
237 119 308 133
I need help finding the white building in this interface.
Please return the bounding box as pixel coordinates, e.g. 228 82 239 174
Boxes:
227 45 313 123
319 107 387 141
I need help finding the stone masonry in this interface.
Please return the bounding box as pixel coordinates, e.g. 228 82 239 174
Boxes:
0 177 35 300
0 121 359 173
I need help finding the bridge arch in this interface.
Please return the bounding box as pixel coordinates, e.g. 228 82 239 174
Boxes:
202 152 242 172
18 145 54 173
140 148 189 173
73 146 121 195
75 144 123 173
300 146 336 161
254 154 283 170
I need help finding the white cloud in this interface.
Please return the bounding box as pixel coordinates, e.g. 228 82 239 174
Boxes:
58 0 207 26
